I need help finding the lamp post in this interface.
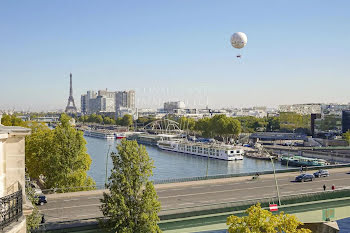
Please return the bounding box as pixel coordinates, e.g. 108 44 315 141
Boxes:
105 145 112 187
270 156 281 206
263 147 281 206
206 154 209 177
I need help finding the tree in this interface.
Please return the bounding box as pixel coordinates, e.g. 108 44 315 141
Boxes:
267 116 280 132
25 114 95 192
343 130 350 145
195 117 212 137
227 203 311 233
25 122 54 179
25 177 42 232
279 112 310 133
100 140 161 233
96 115 104 124
236 116 267 133
121 114 133 127
225 117 241 139
0 114 26 127
103 116 115 125
179 117 196 131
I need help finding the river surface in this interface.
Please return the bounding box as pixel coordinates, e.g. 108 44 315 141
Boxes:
85 136 287 186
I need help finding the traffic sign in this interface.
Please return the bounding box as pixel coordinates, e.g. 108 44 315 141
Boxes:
269 204 278 212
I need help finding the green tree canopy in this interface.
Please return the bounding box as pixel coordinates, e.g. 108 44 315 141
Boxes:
194 117 212 137
179 117 196 131
103 116 115 125
121 114 133 127
236 116 267 133
343 130 350 145
266 116 280 132
25 176 42 232
137 117 157 126
227 203 311 233
1 114 26 127
207 115 241 141
25 114 95 191
100 140 161 233
279 112 310 133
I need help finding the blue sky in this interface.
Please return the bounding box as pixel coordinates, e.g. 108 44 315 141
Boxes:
0 0 349 111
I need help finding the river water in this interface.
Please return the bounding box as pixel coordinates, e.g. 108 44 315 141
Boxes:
85 136 287 186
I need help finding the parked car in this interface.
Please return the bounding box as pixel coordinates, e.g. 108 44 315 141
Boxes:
295 174 314 182
30 182 42 195
35 195 47 206
313 170 330 178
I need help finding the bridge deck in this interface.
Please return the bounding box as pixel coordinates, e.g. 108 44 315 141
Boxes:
38 167 350 232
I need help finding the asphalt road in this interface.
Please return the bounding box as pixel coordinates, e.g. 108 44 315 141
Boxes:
38 167 350 223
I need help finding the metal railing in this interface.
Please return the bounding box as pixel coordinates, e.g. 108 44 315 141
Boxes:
153 163 350 184
0 187 23 230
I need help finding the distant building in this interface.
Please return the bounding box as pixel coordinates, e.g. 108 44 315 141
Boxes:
278 104 322 115
116 90 135 109
164 101 185 113
342 110 350 133
81 90 97 114
232 107 268 118
250 132 307 145
311 104 350 137
115 90 135 118
310 113 321 137
116 107 137 119
322 104 350 116
81 89 135 115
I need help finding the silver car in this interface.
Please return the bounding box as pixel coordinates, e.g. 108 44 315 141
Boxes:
313 170 330 178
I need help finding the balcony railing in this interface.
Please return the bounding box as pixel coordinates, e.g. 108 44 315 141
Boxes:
0 188 23 230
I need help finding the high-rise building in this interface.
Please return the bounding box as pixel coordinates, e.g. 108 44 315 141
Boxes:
116 90 135 109
81 89 135 115
81 90 97 114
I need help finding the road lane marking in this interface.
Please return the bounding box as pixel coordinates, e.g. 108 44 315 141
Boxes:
40 203 101 211
158 177 350 199
63 198 79 201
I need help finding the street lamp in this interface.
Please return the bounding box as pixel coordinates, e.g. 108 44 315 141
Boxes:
105 145 112 187
206 154 209 177
263 147 281 206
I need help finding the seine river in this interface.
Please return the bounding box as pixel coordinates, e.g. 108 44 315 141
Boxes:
85 136 287 186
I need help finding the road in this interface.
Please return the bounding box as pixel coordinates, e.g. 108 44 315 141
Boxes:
38 167 350 223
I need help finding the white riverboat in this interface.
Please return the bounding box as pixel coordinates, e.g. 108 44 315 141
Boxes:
157 140 244 161
84 130 115 140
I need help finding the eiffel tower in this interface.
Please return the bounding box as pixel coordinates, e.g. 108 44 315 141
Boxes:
65 73 77 115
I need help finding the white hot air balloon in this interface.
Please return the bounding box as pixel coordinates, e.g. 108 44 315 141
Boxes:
230 32 247 58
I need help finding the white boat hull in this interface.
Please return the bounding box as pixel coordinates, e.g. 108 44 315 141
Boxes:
157 141 244 161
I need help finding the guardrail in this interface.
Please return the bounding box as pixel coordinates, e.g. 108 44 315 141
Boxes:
153 163 350 184
0 189 23 230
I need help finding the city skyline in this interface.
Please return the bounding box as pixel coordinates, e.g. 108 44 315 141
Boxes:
1 1 350 111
